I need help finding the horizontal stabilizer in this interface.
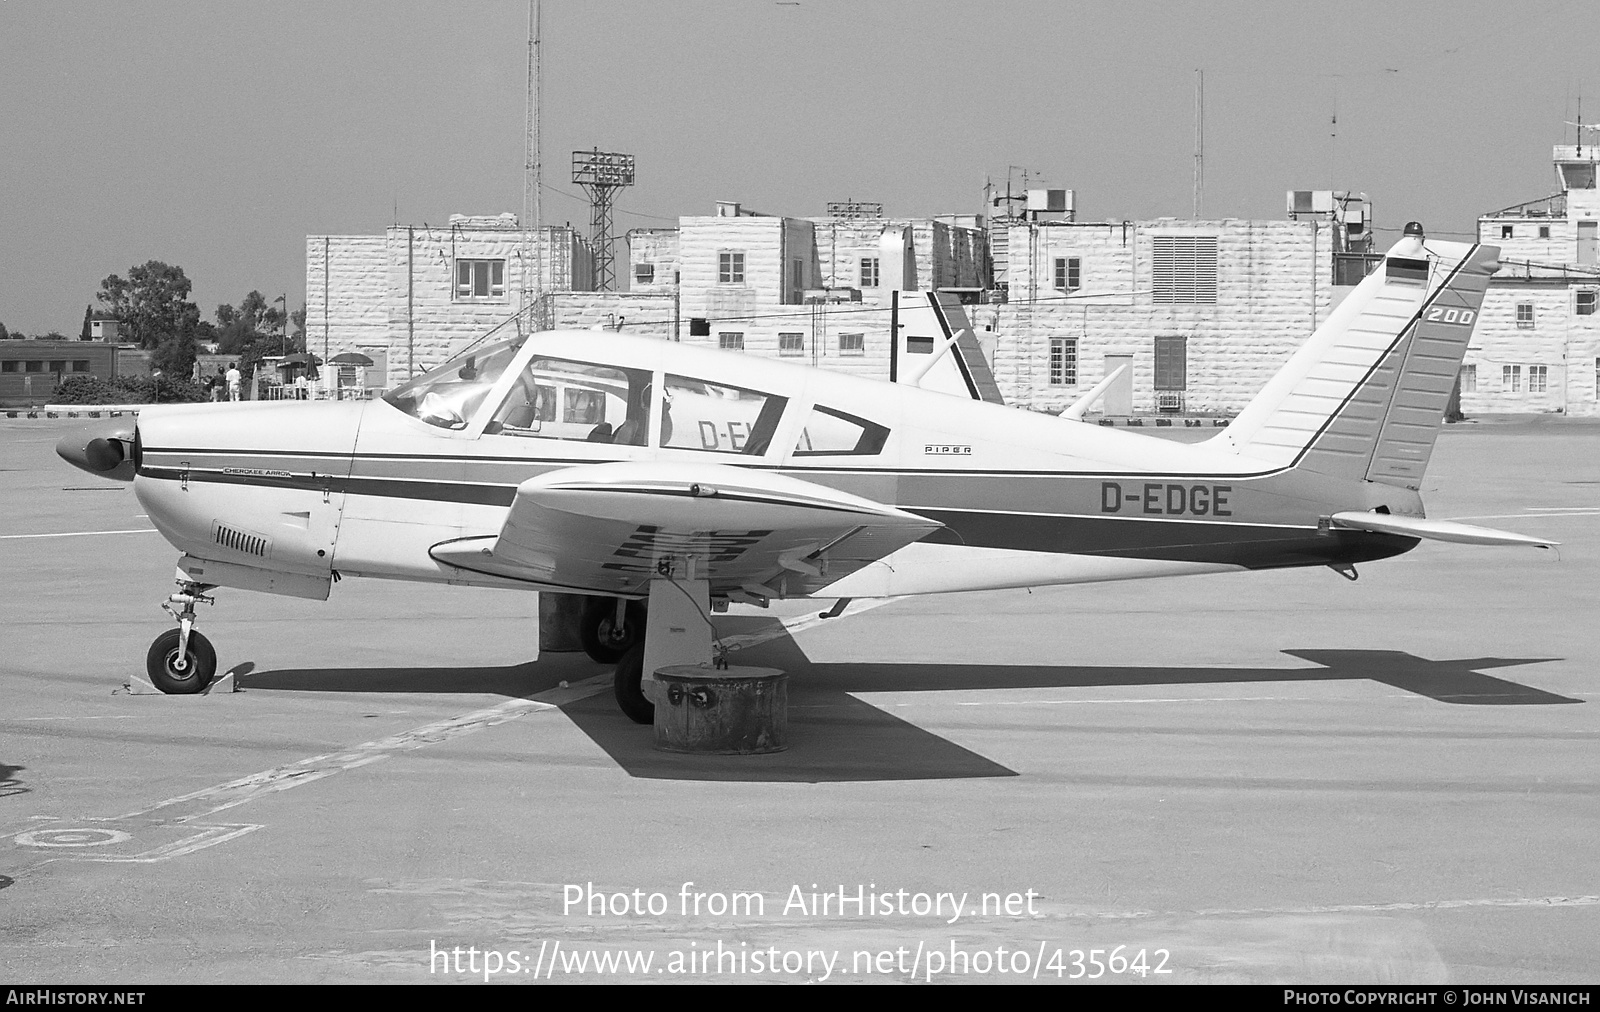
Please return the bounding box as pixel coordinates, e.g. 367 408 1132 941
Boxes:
1060 364 1129 421
1330 511 1557 548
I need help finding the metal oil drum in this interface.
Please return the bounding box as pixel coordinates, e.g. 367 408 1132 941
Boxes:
653 665 787 754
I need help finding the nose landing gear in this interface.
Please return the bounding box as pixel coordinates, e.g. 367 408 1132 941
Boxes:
146 581 218 694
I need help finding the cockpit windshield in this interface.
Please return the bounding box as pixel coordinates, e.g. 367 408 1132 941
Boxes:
382 339 522 430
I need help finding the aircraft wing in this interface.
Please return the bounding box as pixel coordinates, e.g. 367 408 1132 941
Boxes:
430 461 944 598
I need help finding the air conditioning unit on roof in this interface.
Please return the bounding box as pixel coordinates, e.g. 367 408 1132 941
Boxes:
1287 190 1335 215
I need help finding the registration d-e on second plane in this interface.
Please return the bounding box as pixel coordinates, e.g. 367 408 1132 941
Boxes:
58 222 1552 722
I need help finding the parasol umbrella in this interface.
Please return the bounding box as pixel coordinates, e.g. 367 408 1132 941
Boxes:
329 351 374 367
280 352 322 381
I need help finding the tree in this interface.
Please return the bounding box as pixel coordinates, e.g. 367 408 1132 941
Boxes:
97 261 203 350
214 290 285 382
0 321 9 340
80 304 93 341
150 332 199 380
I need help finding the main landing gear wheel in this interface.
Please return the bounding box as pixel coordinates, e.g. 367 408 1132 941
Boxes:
146 628 217 694
581 597 645 664
613 644 654 725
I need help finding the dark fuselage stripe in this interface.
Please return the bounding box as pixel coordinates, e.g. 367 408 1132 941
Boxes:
136 464 1412 570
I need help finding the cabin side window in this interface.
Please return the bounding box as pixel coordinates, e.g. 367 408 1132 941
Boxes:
791 405 890 456
485 355 651 443
658 374 787 455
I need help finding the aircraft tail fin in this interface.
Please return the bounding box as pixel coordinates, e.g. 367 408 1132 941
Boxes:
889 291 1005 404
1215 225 1500 489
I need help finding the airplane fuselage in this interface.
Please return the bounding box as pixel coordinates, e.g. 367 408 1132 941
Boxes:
128 331 1418 604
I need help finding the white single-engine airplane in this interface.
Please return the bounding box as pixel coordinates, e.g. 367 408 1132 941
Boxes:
59 224 1553 722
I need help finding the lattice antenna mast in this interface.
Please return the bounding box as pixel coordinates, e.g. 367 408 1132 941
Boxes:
572 149 635 291
521 0 542 333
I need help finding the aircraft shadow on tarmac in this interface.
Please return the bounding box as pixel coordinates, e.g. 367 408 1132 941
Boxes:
0 764 26 798
238 616 1578 785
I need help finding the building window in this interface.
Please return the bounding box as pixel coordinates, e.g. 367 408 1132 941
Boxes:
0 361 16 373
719 252 745 284
1540 225 1551 239
454 259 506 301
24 361 43 372
791 259 805 293
1054 257 1081 291
1151 236 1218 304
1048 337 1077 385
839 333 865 356
49 360 66 373
1529 364 1548 393
634 263 655 284
1501 225 1514 239
1504 364 1521 392
1460 363 1476 393
1578 290 1597 316
778 332 804 357
1154 335 1188 391
1516 302 1535 328
859 258 879 289
72 360 90 372
717 332 744 352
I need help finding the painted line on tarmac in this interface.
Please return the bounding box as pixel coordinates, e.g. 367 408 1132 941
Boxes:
901 692 1585 706
13 715 144 721
1066 893 1600 921
116 675 613 822
720 597 899 653
0 528 159 540
4 679 610 876
943 695 1321 706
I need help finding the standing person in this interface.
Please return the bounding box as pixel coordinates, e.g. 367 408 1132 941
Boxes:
225 362 241 402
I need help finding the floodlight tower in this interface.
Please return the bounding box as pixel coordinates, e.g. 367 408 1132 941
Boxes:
571 148 635 291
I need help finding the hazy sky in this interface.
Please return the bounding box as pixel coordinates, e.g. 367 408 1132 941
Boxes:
0 0 1590 334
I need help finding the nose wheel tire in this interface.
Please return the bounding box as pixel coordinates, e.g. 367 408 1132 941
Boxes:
613 644 654 724
582 598 645 664
146 628 217 694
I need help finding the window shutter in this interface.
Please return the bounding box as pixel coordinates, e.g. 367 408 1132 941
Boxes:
1151 236 1218 304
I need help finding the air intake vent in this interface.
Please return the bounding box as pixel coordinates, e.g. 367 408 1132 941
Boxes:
212 522 269 558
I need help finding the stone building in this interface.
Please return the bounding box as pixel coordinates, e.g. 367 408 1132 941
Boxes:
303 202 990 391
970 198 1373 414
623 202 989 380
1463 143 1600 416
303 195 1379 416
304 214 596 388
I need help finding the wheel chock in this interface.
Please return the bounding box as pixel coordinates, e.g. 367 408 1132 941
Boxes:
117 674 162 696
202 670 237 695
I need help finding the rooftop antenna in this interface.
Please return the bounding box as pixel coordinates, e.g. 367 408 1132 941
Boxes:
1567 88 1600 160
1192 69 1204 217
520 0 542 334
